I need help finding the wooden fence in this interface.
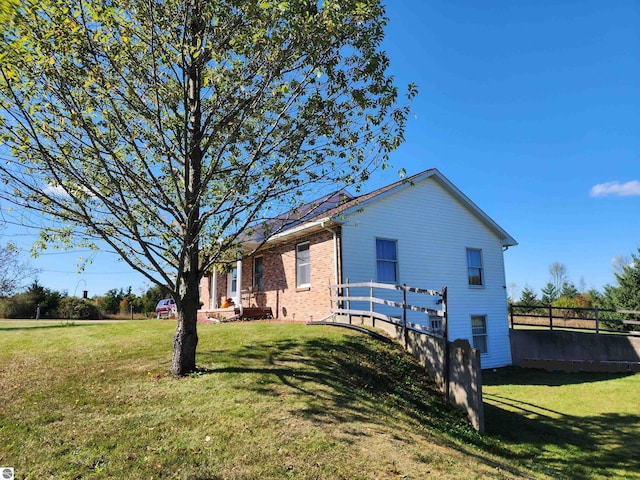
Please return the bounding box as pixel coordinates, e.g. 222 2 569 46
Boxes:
328 280 447 344
313 281 485 432
509 304 640 334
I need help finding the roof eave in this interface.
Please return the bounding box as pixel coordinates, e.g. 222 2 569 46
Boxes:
244 216 342 251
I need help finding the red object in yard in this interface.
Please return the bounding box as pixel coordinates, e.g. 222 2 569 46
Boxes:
155 298 176 318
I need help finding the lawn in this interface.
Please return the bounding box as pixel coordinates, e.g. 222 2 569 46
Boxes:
0 319 638 479
483 367 640 479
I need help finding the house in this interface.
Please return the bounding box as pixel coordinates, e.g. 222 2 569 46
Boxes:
198 168 517 368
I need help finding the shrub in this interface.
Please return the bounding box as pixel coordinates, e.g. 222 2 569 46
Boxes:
0 296 36 318
0 282 63 319
57 297 102 320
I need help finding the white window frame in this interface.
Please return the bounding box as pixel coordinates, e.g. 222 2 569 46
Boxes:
428 314 443 334
466 248 484 286
376 238 398 283
471 315 488 354
296 242 311 289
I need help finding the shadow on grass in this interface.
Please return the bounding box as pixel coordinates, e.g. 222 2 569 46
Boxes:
483 368 640 479
196 331 534 478
483 366 636 387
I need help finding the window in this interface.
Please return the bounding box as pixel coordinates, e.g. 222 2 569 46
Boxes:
376 239 398 283
296 243 310 288
227 267 238 298
466 248 484 286
429 315 443 334
253 257 264 292
471 315 488 353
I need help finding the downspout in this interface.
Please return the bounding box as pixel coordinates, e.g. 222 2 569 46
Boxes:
321 221 340 286
500 241 513 364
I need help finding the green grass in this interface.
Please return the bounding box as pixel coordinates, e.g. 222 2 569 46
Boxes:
483 367 640 479
0 320 638 479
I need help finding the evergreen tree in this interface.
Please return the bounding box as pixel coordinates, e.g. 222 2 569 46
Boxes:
602 248 640 331
517 285 540 313
559 281 579 299
518 285 539 306
540 282 559 306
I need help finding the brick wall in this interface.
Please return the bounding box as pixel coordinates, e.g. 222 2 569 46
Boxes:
199 276 212 310
254 228 337 321
199 228 339 322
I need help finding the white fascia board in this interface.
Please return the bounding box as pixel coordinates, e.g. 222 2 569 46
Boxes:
246 216 341 250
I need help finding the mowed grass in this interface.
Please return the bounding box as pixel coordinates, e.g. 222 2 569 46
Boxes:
0 320 637 479
483 367 640 480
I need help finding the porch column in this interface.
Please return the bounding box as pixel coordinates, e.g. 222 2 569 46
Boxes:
210 268 217 309
235 259 242 307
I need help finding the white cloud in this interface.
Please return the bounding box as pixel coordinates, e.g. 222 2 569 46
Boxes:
42 184 71 198
590 180 640 198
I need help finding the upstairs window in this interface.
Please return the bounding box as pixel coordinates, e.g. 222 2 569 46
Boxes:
471 315 488 353
253 257 264 293
376 238 398 283
466 248 484 286
296 242 310 288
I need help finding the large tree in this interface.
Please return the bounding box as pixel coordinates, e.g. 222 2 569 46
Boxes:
0 241 39 296
0 0 414 374
548 261 568 293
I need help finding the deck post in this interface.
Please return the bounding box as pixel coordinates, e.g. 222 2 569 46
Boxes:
370 284 375 327
442 287 450 401
595 307 600 334
548 305 553 331
403 284 408 349
346 279 351 325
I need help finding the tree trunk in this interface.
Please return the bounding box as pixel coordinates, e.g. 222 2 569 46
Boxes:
171 0 204 376
171 273 200 375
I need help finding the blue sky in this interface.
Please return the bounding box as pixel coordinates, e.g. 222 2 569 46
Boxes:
372 0 640 298
2 0 639 298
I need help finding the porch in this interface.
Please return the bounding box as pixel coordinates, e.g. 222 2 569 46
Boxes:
198 306 273 322
198 285 273 322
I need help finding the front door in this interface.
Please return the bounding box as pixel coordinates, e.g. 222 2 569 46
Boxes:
227 268 238 301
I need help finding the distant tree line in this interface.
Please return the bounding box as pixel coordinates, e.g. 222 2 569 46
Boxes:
0 281 170 320
512 249 640 331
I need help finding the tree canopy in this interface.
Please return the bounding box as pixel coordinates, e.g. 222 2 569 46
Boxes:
0 241 38 297
0 0 414 373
